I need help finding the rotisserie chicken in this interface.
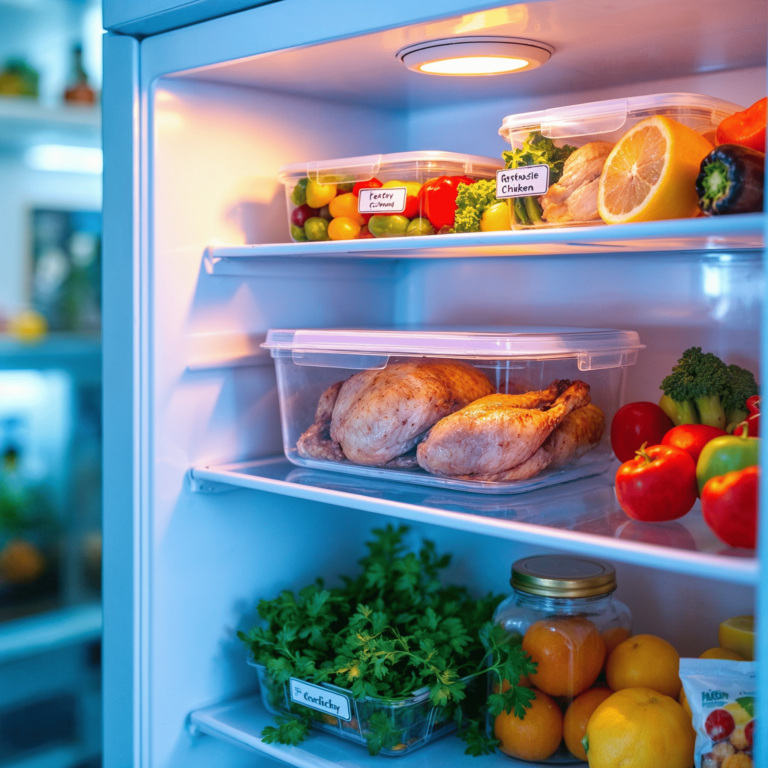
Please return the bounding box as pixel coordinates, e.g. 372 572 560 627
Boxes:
416 380 591 478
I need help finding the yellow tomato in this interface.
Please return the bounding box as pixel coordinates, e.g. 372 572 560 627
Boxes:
328 193 365 225
382 179 422 197
306 179 337 208
480 201 512 231
327 216 361 241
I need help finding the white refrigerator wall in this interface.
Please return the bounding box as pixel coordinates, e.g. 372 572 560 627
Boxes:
142 68 760 767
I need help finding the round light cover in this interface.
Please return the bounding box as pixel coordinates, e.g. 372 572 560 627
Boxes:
398 37 553 76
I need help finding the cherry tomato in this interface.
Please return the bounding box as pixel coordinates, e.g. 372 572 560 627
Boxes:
610 402 674 463
368 214 409 238
701 466 758 549
615 444 698 522
306 179 337 208
290 203 318 228
382 180 423 198
327 216 361 241
328 193 365 225
357 225 374 239
716 97 766 152
661 424 727 466
352 178 383 196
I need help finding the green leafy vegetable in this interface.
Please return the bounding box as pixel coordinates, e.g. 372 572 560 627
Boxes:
503 131 576 185
239 525 535 755
454 180 499 233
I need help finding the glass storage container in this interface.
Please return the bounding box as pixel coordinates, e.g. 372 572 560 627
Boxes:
278 151 502 242
250 659 471 756
262 326 643 494
492 555 632 763
498 93 742 230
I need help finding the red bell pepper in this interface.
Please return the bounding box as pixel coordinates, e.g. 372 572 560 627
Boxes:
352 178 383 196
734 395 760 437
716 97 767 152
701 465 758 549
418 176 476 230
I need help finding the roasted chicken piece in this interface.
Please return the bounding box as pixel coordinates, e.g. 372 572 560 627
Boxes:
416 380 591 478
329 359 494 466
296 380 345 462
539 141 614 224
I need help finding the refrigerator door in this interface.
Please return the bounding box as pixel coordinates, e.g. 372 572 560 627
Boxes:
103 0 280 37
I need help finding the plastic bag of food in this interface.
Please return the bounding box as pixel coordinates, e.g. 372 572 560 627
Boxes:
680 658 756 768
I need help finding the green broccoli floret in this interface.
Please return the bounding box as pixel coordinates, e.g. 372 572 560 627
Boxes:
502 132 577 184
454 180 498 233
660 347 730 429
722 364 759 430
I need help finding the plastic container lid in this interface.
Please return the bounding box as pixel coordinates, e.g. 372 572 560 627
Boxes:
263 327 644 371
499 92 743 141
278 150 502 184
511 555 617 598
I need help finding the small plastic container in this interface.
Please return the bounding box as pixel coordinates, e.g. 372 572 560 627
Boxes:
250 660 468 756
262 326 643 494
491 555 632 763
498 93 743 229
278 151 502 242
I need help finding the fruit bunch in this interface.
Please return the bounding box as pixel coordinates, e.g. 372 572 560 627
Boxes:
287 174 480 242
493 618 696 766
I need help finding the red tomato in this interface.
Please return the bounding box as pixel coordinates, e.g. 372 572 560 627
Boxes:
352 178 383 196
705 709 735 741
610 402 674 462
290 203 318 227
701 465 758 549
357 225 374 239
661 424 727 466
734 395 760 437
716 97 767 152
615 444 698 522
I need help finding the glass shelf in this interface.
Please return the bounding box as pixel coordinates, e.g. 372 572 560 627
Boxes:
189 695 538 768
190 457 758 585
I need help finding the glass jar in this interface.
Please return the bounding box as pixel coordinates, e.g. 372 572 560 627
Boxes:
491 555 632 764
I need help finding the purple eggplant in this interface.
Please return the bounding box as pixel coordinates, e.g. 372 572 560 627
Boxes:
696 144 764 216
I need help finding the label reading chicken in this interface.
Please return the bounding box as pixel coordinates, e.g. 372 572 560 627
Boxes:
358 187 407 213
496 166 550 198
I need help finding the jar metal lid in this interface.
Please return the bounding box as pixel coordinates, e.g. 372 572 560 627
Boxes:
511 555 616 598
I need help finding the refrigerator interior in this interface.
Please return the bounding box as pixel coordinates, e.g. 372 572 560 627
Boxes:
107 1 768 766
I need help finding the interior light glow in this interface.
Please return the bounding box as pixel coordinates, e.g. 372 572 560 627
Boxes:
419 56 529 75
24 145 103 174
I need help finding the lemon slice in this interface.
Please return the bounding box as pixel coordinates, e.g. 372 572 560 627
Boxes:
597 116 713 224
719 615 755 661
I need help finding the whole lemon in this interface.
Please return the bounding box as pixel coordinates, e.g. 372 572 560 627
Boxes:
606 634 681 698
585 688 695 768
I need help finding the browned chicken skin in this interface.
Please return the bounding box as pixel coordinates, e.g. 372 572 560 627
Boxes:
416 380 591 477
329 359 494 466
296 380 345 462
539 141 614 224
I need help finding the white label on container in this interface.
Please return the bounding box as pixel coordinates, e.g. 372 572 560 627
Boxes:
496 166 550 198
358 186 407 214
289 678 352 721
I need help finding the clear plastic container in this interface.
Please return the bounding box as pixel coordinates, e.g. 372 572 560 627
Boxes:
250 660 469 756
498 93 743 229
278 151 502 242
491 555 632 763
262 326 643 494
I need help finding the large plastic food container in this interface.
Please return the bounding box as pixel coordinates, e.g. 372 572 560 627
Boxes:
498 93 742 229
278 151 502 242
251 660 470 756
262 327 643 494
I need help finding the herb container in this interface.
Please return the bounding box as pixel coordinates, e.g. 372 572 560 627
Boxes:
278 151 501 242
491 555 632 763
262 326 643 494
498 93 742 230
250 660 470 756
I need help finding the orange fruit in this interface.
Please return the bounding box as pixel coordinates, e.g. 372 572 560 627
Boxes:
0 539 46 583
585 688 695 768
564 687 613 761
699 647 746 661
678 687 692 719
606 634 681 698
597 116 713 224
522 616 606 697
494 688 563 762
602 627 632 656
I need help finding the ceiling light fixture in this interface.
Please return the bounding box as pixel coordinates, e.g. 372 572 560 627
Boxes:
398 37 553 77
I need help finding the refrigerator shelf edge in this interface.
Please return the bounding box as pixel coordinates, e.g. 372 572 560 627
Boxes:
204 213 765 271
189 458 758 585
188 695 538 768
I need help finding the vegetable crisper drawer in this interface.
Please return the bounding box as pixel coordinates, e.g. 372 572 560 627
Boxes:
262 327 644 495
